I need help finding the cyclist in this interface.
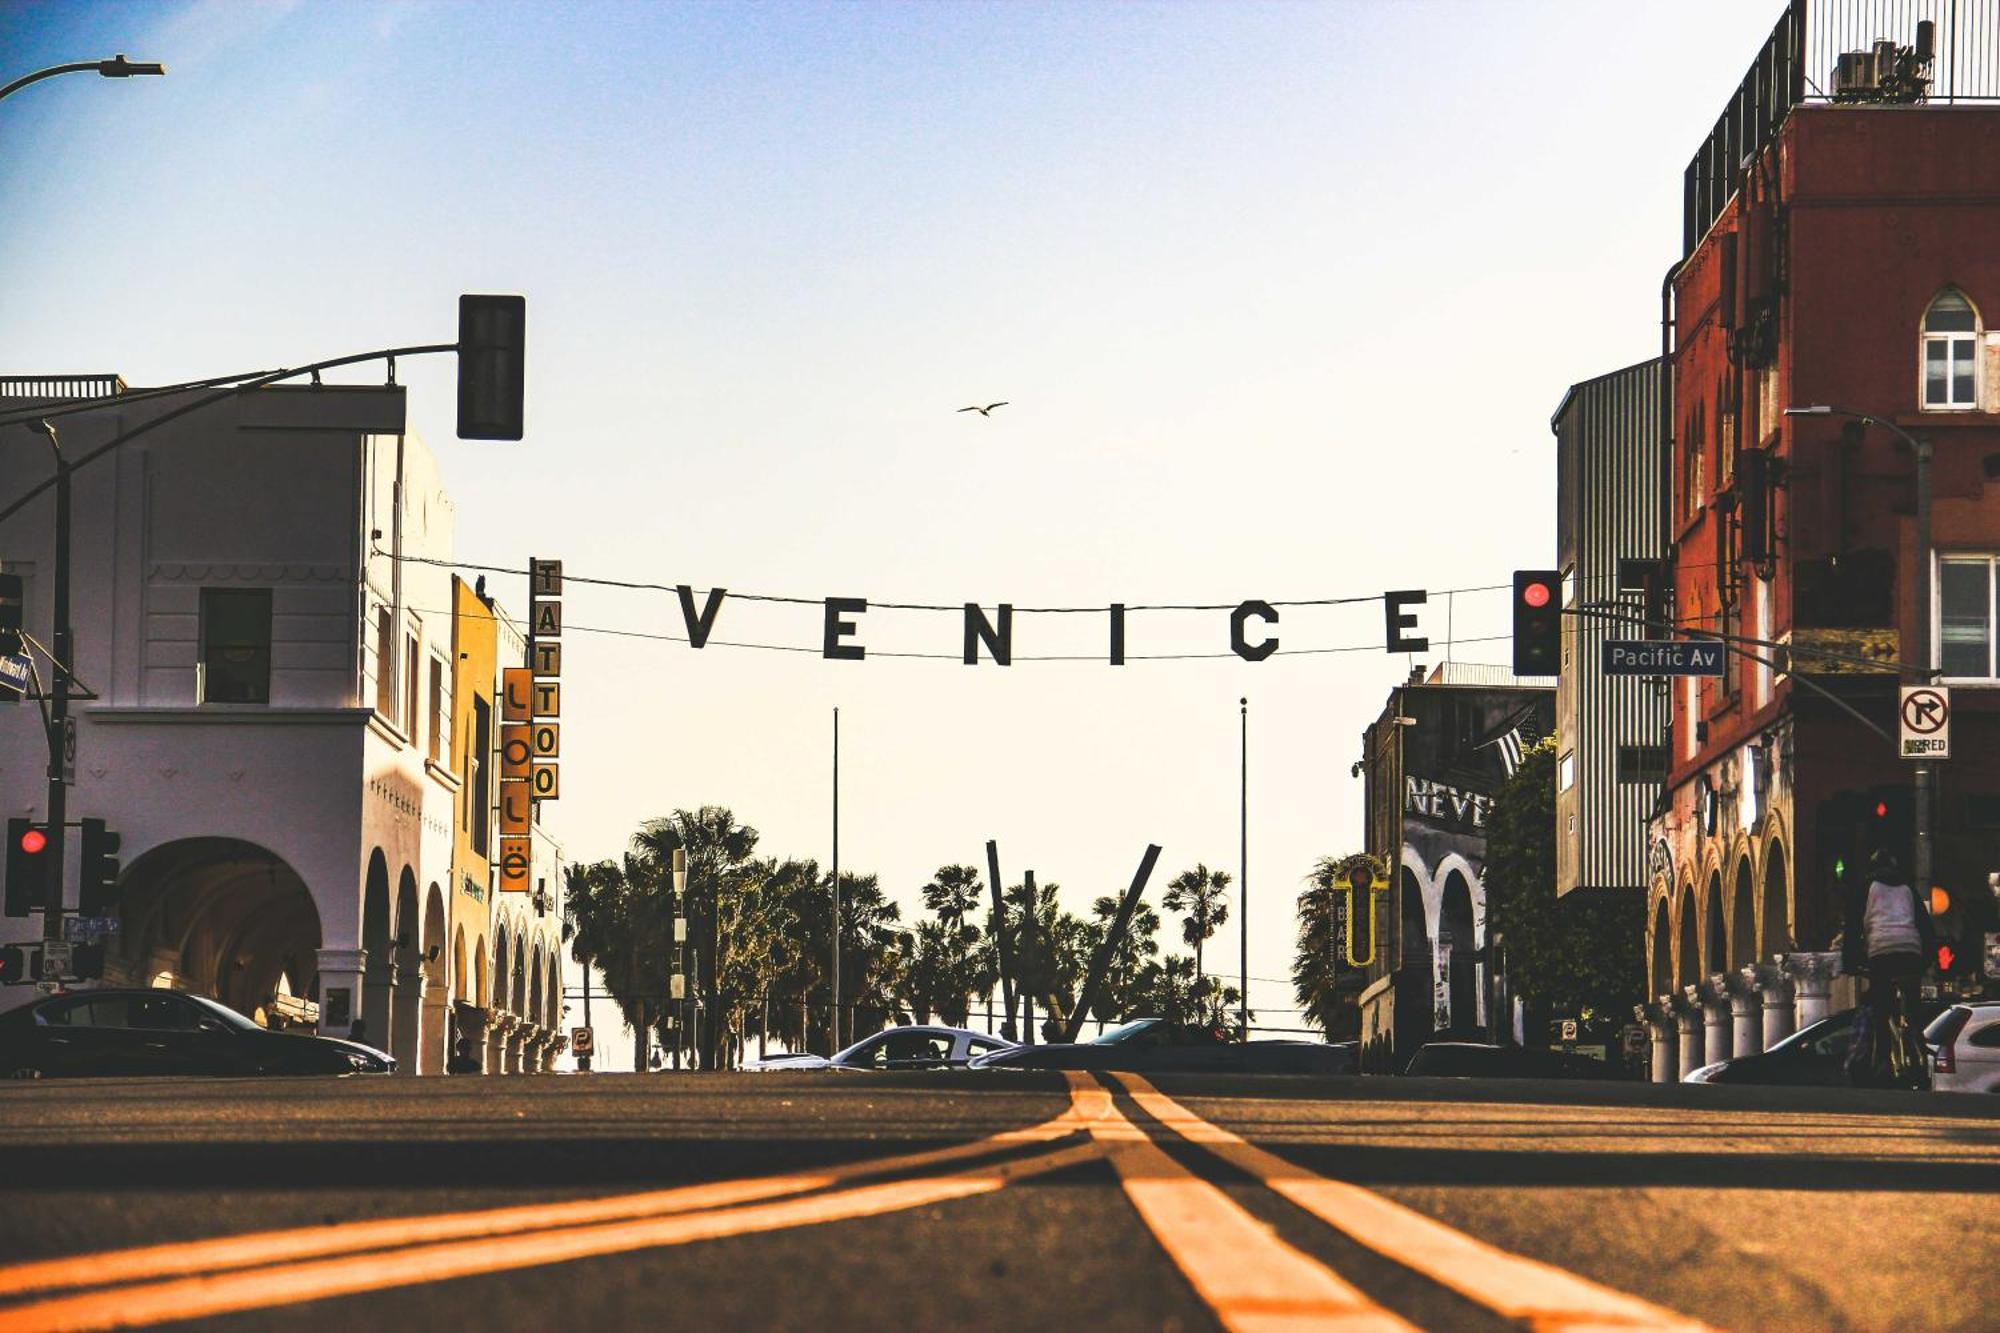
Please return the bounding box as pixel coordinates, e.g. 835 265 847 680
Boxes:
1847 848 1934 1087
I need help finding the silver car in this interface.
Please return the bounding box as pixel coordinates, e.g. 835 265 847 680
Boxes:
746 1025 1015 1072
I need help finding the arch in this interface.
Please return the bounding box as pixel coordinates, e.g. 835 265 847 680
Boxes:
511 935 528 1016
1703 870 1726 977
1398 866 1431 969
391 869 422 1074
1760 840 1793 958
492 922 511 1015
1438 870 1477 1035
110 837 322 1025
1676 881 1700 988
529 939 546 1027
1729 855 1756 970
547 953 562 1034
420 882 449 1074
474 931 489 1008
361 850 393 1044
1651 896 1674 998
452 925 468 998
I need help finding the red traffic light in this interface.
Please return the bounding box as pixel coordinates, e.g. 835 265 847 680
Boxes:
1521 581 1552 608
18 828 46 855
1937 944 1956 972
1875 801 1889 819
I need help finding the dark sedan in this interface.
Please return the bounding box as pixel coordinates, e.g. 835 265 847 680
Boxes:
1402 1041 1623 1080
967 1017 1357 1075
0 989 395 1078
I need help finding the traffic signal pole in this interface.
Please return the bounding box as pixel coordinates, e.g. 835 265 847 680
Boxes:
31 419 70 947
1912 431 1935 908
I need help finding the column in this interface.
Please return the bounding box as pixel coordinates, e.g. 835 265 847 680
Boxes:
391 968 424 1076
1728 970 1763 1058
1699 974 1731 1067
315 948 367 1041
491 1012 517 1074
422 983 450 1075
1751 962 1795 1047
362 956 399 1056
1784 951 1842 1028
1675 987 1704 1080
1639 1001 1677 1084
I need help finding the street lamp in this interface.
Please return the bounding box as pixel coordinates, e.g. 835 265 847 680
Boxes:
1784 404 1935 901
1 55 166 104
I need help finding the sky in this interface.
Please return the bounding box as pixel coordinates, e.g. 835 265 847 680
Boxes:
0 0 1789 1066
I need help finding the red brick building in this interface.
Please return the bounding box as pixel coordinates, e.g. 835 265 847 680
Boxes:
1646 24 2000 1076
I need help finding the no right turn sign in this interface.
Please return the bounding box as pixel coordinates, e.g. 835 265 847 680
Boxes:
1899 685 1951 759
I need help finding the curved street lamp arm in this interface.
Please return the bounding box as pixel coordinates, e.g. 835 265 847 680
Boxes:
0 342 457 530
0 56 165 103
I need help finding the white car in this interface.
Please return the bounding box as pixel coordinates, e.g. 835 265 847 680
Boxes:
1925 1001 2000 1093
745 1025 1014 1072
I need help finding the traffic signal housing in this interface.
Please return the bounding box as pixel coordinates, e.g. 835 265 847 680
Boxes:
0 943 38 985
6 819 49 917
456 294 526 441
0 570 22 656
1512 570 1561 677
79 818 121 916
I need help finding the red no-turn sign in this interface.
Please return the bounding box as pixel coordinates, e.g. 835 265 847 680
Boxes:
1899 685 1950 759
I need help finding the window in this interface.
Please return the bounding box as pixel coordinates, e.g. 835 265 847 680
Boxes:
405 634 420 736
1937 555 1999 678
1557 750 1576 791
1921 288 1980 411
199 588 271 704
427 657 445 763
375 609 394 717
469 695 493 857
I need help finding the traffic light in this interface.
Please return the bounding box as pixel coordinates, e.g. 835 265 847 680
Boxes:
1512 570 1561 676
78 818 121 916
0 571 22 656
5 819 49 917
0 943 38 985
456 294 526 441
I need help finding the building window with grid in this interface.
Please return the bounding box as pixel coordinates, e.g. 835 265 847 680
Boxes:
427 656 446 763
199 588 272 704
405 634 420 737
375 608 394 717
1938 554 2000 679
1922 288 1980 411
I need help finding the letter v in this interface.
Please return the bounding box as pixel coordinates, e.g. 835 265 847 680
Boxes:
677 586 727 648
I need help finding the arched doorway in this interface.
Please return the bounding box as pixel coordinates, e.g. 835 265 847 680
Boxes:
1703 871 1726 978
1438 871 1476 1036
391 869 421 1075
1395 866 1433 1057
487 925 508 1072
110 838 322 1026
1760 843 1792 958
361 852 393 1045
1651 898 1673 998
420 883 448 1075
1676 884 1699 989
1730 857 1756 971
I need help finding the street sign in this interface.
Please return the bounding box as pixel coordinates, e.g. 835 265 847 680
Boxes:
42 940 72 977
62 916 118 943
674 916 688 942
0 652 30 698
1601 640 1725 676
1899 685 1950 759
1559 1018 1579 1043
571 1026 594 1056
669 973 686 1000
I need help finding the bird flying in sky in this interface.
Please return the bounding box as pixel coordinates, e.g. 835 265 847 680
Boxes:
957 402 1008 416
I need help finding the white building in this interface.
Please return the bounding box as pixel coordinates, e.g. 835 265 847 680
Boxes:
0 375 559 1072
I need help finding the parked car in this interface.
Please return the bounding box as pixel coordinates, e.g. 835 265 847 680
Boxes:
1684 1010 1857 1086
0 989 395 1078
745 1025 1012 1072
1402 1041 1620 1080
1925 1000 2000 1093
966 1017 1356 1074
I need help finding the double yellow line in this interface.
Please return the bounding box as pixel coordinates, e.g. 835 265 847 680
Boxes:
0 1075 1714 1332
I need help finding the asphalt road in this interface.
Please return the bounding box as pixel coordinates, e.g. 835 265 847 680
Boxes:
0 1072 1994 1332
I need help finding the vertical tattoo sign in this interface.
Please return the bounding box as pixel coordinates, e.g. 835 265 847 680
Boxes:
529 558 562 809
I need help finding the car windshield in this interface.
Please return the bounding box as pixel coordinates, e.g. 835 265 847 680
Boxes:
1088 1019 1158 1045
1766 1010 1853 1056
185 994 262 1032
1922 1007 1972 1044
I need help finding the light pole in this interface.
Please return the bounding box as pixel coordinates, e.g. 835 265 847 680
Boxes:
831 706 841 1054
1239 696 1248 1042
1 55 164 104
1785 404 1934 900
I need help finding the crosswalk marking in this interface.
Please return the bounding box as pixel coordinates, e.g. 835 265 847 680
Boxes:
1065 1072 1418 1333
1112 1073 1718 1333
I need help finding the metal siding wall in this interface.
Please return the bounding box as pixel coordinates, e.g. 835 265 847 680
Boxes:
1561 359 1667 892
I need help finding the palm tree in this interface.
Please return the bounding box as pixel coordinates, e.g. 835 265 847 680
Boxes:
1163 863 1231 989
922 864 984 930
629 807 761 1069
1087 893 1161 1023
1294 856 1349 1038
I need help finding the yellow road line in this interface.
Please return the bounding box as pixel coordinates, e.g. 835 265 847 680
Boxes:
0 1140 1101 1332
0 1103 1094 1301
1065 1073 1416 1333
1113 1074 1719 1333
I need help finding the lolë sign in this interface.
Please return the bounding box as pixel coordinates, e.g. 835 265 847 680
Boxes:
499 558 563 893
